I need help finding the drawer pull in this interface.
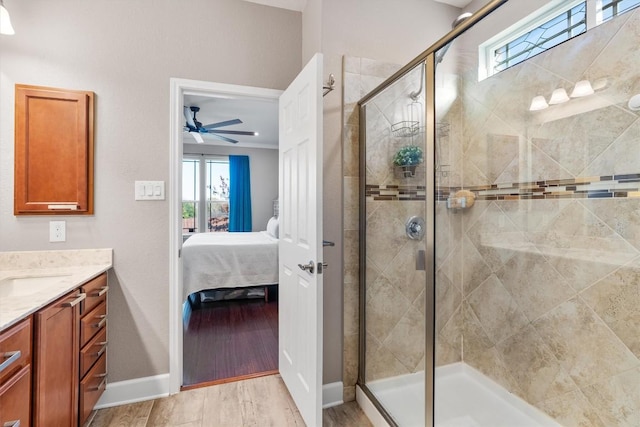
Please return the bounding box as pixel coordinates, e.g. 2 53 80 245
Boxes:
0 351 21 373
92 373 107 391
92 286 109 297
62 293 86 307
93 315 107 329
3 420 20 427
96 341 108 357
47 204 78 210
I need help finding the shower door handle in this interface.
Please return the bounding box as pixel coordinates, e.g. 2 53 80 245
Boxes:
416 250 426 271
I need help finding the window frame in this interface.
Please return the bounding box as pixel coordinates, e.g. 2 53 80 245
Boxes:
182 154 229 234
478 0 596 81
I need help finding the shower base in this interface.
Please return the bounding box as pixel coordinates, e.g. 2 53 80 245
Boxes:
359 362 561 427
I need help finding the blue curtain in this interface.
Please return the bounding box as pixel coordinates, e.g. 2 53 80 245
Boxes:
229 155 252 232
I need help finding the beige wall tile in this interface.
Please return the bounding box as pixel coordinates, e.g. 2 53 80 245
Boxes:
532 298 640 389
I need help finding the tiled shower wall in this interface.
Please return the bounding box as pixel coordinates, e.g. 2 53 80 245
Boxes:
343 57 404 401
345 7 640 426
436 8 640 426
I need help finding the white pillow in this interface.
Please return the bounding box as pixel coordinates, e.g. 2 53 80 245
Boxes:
266 216 279 239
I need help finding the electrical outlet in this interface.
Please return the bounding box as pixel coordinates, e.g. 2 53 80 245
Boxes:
50 220 66 242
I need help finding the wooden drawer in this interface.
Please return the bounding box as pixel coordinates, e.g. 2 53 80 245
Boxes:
0 317 31 386
80 327 107 379
0 364 31 427
81 273 108 315
79 353 106 426
80 302 106 348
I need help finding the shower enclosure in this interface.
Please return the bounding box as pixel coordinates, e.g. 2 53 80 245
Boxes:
357 0 640 426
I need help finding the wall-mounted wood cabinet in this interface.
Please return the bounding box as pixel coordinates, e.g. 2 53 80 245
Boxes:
14 84 94 215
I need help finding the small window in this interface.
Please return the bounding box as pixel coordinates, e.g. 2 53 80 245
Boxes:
494 2 586 73
601 0 640 22
480 0 640 80
479 1 586 79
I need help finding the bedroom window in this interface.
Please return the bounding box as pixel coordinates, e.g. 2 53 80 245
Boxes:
182 156 230 234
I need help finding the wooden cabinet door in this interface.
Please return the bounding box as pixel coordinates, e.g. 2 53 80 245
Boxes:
14 84 94 215
33 290 84 427
0 365 31 427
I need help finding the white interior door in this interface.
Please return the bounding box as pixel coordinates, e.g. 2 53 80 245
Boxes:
278 53 324 427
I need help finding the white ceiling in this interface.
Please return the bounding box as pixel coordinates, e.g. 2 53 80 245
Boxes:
183 94 279 149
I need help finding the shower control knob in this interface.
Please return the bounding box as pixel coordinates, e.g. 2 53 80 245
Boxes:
406 216 426 240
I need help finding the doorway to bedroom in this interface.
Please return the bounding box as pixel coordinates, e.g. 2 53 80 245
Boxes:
176 83 282 389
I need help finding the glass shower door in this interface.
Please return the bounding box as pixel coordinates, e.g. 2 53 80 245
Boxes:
360 63 427 427
433 2 640 426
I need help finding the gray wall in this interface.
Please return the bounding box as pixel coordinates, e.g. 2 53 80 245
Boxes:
183 144 279 231
302 0 461 392
0 0 301 383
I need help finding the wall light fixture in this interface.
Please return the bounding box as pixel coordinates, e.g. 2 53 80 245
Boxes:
0 0 14 35
530 80 596 111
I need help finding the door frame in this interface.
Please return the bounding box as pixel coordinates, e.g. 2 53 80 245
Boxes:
169 78 283 394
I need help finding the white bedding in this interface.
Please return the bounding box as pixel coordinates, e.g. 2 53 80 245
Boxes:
182 231 278 300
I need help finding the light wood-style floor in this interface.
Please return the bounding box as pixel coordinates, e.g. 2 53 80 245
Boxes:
88 374 372 427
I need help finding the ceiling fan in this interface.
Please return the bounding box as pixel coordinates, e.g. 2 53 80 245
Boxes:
183 106 259 144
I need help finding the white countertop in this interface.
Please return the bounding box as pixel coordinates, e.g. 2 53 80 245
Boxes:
0 249 113 332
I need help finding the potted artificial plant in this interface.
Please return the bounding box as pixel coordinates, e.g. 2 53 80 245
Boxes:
392 145 424 177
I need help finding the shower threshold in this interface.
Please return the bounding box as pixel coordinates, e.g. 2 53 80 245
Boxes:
364 363 561 427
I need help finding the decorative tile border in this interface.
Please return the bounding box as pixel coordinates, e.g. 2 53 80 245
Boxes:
366 184 426 201
366 174 640 202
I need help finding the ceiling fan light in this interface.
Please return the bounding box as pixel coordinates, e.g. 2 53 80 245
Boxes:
0 1 15 36
191 132 204 143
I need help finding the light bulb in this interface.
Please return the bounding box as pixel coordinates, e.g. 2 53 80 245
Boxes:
0 2 14 35
570 80 594 98
549 88 570 105
529 96 549 111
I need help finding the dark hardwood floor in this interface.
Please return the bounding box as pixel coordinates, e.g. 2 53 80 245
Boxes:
182 294 279 387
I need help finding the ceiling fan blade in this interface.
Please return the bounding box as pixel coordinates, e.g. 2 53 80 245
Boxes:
183 106 197 130
208 133 238 144
202 118 243 129
209 130 258 136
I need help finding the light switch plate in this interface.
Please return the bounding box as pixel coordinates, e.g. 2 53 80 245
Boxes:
50 220 66 242
135 181 165 200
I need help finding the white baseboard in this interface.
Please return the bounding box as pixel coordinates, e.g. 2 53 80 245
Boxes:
96 375 343 411
356 385 391 427
322 381 344 408
95 374 170 409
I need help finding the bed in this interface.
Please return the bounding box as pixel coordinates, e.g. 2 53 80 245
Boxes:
182 218 279 303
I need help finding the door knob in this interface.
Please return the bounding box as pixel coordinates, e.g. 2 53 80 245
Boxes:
298 260 315 274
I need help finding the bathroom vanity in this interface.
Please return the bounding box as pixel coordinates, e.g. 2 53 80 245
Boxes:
0 249 112 427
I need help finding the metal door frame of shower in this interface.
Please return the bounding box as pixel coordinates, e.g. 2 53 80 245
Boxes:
356 1 509 426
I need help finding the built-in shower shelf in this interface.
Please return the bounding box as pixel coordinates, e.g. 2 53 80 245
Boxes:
391 120 420 137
